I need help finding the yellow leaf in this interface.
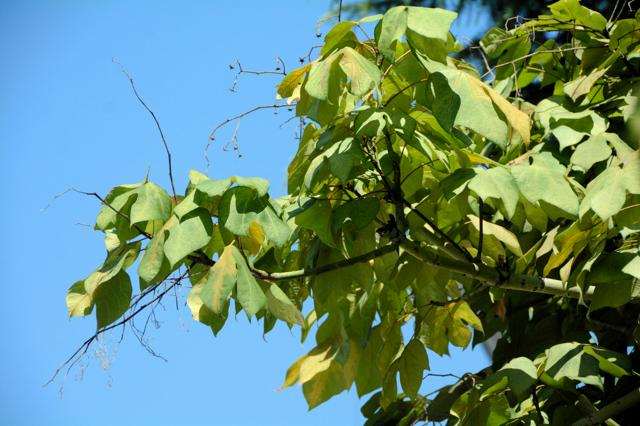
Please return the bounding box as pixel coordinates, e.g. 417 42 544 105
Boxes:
279 353 309 391
200 245 237 313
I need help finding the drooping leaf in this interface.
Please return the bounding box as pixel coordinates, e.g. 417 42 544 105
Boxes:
93 270 132 330
398 339 429 399
265 283 304 325
232 246 266 318
200 245 237 314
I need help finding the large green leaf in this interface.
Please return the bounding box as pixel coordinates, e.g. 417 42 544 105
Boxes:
218 187 291 247
265 283 304 325
468 166 519 219
129 182 173 225
427 69 530 148
163 209 213 267
332 197 380 237
232 246 266 318
510 152 579 217
303 137 365 189
293 199 335 247
535 98 608 150
301 339 361 409
138 216 174 290
305 47 381 100
580 152 640 220
570 133 612 172
398 339 429 399
67 241 140 319
377 6 457 63
93 270 132 330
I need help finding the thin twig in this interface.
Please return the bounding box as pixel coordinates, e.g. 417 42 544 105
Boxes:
46 279 182 386
476 198 484 263
206 103 293 171
113 59 177 201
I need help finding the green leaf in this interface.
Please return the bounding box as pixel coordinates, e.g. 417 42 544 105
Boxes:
544 342 602 389
468 166 519 219
93 270 132 330
265 283 304 325
232 176 270 197
580 152 640 220
129 182 173 225
305 48 381 100
302 339 361 409
218 187 291 247
377 6 457 63
563 68 608 102
94 183 142 231
303 138 365 188
590 279 640 312
66 280 93 317
377 6 409 61
398 339 429 399
534 98 608 150
332 197 380 236
194 177 232 199
294 199 335 247
339 48 381 97
623 256 640 280
138 217 174 290
355 327 384 397
428 69 530 148
511 152 579 217
570 133 612 172
305 53 339 100
164 209 213 267
548 0 607 32
232 246 266 318
483 357 537 400
200 245 237 314
468 215 523 257
320 21 357 56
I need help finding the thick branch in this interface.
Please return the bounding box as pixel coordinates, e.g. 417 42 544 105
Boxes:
400 238 593 300
252 243 398 281
571 388 640 426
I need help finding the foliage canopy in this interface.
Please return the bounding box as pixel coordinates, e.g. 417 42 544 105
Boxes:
64 1 640 424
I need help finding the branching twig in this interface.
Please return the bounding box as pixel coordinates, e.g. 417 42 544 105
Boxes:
46 279 182 386
206 103 293 170
113 59 177 201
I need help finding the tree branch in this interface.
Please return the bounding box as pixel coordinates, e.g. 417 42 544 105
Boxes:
399 237 594 300
251 243 399 281
113 59 177 201
571 388 640 426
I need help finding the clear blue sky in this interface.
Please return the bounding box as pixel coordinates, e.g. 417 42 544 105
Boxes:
1 1 492 425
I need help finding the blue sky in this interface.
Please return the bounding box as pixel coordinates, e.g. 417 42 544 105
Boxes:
1 1 492 425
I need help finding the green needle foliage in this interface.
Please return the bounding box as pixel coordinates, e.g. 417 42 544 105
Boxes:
65 1 640 424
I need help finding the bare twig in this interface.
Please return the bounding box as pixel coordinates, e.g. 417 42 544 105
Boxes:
113 59 177 201
46 279 182 386
206 103 293 171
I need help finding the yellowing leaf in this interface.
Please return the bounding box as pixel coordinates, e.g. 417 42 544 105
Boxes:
468 214 523 257
200 246 237 314
277 64 310 99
